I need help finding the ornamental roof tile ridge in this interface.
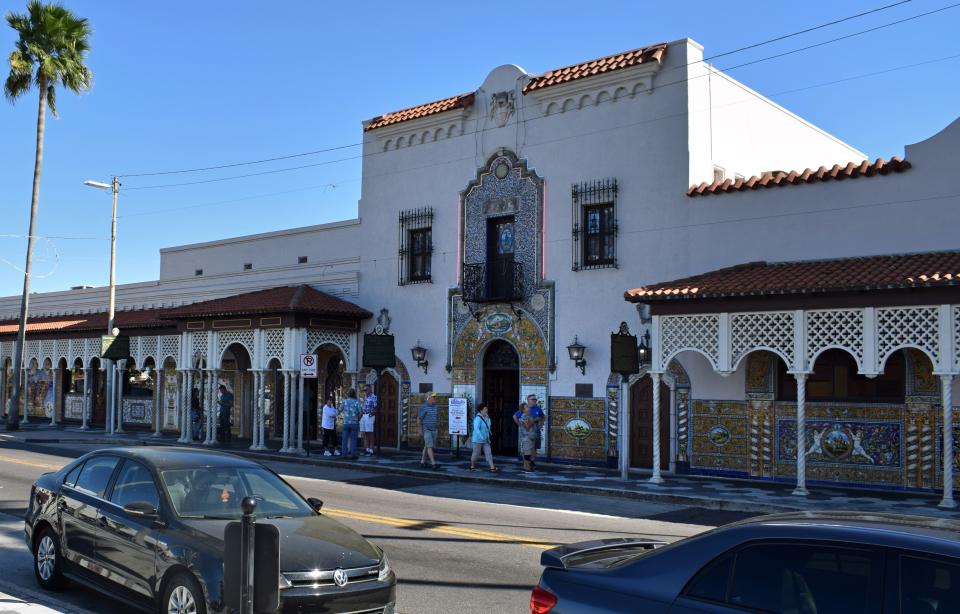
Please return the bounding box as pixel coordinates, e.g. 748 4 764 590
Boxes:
522 42 668 93
364 92 476 132
364 42 668 132
624 250 960 301
688 157 911 197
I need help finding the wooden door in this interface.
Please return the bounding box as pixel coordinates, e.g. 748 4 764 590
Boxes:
630 377 670 469
378 373 399 448
484 371 519 455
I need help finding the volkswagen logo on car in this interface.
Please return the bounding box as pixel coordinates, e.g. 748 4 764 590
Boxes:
333 568 348 587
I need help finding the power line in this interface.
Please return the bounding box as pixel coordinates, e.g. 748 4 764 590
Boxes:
119 2 958 193
113 0 916 182
119 45 960 213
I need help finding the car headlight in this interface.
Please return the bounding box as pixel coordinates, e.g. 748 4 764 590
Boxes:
378 554 391 582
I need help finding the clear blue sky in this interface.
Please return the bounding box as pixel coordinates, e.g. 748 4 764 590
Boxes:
1 0 957 296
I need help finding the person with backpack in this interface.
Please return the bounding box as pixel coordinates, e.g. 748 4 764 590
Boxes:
469 403 499 473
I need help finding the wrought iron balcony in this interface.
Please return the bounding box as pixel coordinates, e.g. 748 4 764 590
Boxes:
462 261 523 303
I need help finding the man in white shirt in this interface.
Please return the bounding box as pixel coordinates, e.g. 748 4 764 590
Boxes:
320 395 339 456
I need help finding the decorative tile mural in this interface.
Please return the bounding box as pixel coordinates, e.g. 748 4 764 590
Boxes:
548 396 606 462
452 307 548 376
774 403 905 486
690 401 751 473
122 397 153 426
64 393 85 421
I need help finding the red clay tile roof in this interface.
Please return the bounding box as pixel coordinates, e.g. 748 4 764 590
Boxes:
625 251 960 302
522 43 668 94
688 157 911 197
364 93 475 132
0 309 169 336
159 285 372 319
364 43 668 131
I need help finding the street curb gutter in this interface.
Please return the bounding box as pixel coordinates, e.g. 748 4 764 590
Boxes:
22 436 800 515
0 577 97 614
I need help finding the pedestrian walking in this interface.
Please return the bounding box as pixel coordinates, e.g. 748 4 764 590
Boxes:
418 392 440 469
469 403 498 472
190 387 202 441
360 384 378 456
217 384 234 445
339 388 362 459
518 403 538 472
514 394 545 468
320 395 338 456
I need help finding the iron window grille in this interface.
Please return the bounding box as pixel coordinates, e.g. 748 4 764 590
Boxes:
398 207 433 285
572 178 618 270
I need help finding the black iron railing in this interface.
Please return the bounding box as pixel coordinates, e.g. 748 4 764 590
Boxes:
462 261 523 303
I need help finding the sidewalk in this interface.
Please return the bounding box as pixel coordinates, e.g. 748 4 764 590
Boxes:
4 423 958 519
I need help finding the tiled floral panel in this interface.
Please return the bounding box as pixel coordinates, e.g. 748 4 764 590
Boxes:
745 351 776 398
774 403 905 487
906 348 938 399
522 384 548 455
548 396 606 462
28 370 53 417
936 411 960 488
122 397 153 425
452 308 548 371
690 401 751 472
64 394 85 420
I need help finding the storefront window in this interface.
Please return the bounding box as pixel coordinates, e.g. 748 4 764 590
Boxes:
124 360 155 398
776 349 905 403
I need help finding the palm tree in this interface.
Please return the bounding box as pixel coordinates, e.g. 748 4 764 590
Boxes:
4 1 92 430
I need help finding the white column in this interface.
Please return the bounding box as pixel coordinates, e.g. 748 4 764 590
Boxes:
793 373 809 496
152 368 162 437
49 366 57 426
22 367 30 423
114 360 125 433
668 379 677 474
296 370 305 453
619 376 629 480
940 374 956 509
203 370 215 445
177 371 188 443
80 367 91 430
650 372 665 484
250 371 264 451
259 371 268 449
280 372 289 453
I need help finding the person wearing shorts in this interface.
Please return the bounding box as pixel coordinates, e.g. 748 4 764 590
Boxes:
418 392 439 469
320 395 338 456
360 385 377 456
518 404 538 472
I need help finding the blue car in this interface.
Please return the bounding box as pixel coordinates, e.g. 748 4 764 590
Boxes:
531 512 960 614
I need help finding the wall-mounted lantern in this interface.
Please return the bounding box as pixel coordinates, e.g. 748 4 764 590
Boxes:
637 330 651 366
411 340 429 374
566 336 587 375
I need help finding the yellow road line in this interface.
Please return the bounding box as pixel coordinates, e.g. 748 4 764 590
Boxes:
0 454 63 471
325 506 554 550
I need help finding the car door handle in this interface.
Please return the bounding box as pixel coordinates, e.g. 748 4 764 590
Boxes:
58 499 67 511
98 515 108 527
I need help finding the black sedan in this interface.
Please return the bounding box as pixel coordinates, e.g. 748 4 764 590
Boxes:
25 447 396 614
531 511 960 614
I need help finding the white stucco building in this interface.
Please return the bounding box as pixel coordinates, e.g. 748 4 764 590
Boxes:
2 38 958 501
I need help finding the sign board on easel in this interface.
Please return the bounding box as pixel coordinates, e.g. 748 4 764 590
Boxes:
300 354 317 378
448 397 468 436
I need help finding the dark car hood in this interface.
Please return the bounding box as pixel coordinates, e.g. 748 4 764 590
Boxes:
181 514 381 571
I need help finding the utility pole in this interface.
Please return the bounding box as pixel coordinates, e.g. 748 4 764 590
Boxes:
84 177 120 433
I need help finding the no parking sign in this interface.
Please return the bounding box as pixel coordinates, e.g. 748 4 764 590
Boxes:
300 354 317 378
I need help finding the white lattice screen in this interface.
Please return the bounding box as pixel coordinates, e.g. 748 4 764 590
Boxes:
217 330 256 363
160 335 180 365
55 339 69 363
40 340 54 363
876 306 940 368
190 332 208 365
307 330 351 363
659 314 720 371
954 306 960 370
140 336 158 367
264 329 284 363
805 309 864 369
730 311 795 369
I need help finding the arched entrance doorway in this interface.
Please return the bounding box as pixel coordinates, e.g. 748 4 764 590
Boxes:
630 375 670 470
302 344 346 442
221 343 252 441
483 340 520 455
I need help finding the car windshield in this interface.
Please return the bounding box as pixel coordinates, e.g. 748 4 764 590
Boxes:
160 466 314 519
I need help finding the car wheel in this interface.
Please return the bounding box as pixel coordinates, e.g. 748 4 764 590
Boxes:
33 526 68 591
161 572 206 614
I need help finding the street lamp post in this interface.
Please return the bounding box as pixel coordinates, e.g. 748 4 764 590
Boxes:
84 177 120 433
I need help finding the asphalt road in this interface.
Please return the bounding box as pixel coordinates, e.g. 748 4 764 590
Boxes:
0 439 756 613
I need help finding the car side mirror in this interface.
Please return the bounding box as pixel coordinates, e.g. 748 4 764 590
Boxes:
307 497 323 513
123 500 159 519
